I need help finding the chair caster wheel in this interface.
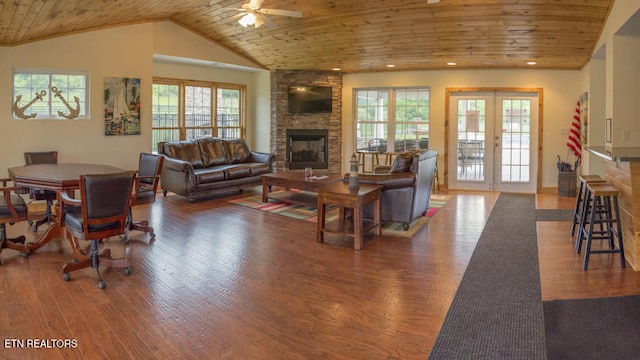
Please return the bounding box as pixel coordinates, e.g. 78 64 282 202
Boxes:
123 236 130 245
32 227 38 233
98 280 106 289
63 273 71 281
21 252 29 258
149 233 156 240
71 258 78 264
28 220 33 226
124 267 131 276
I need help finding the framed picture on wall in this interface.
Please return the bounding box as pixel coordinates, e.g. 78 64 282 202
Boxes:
104 77 141 136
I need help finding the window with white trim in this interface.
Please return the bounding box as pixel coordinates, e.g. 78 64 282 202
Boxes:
12 69 89 120
355 87 430 153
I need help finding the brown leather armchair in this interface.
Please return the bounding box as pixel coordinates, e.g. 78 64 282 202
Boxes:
346 149 438 230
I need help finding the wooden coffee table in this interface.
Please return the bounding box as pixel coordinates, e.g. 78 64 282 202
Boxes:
261 171 342 207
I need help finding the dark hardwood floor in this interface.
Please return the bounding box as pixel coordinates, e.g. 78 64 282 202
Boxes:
2 187 640 359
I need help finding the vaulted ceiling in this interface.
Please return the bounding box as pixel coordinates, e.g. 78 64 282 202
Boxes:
0 0 614 73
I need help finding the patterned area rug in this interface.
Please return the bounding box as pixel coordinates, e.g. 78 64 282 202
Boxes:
229 192 449 238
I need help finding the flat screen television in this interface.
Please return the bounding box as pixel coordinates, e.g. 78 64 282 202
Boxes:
288 86 332 113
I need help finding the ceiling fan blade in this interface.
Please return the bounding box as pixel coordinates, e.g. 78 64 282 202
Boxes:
259 8 303 18
259 14 277 28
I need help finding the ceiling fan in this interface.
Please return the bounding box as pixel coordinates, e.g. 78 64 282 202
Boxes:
232 0 303 28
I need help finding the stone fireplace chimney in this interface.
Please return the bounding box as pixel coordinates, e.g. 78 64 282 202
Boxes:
270 70 342 175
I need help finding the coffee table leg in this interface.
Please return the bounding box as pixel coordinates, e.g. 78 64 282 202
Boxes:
353 204 363 250
374 196 381 236
317 197 325 243
262 178 269 203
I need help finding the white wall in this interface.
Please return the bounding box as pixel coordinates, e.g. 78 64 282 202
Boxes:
592 1 640 146
342 70 583 188
0 21 267 175
1 23 155 173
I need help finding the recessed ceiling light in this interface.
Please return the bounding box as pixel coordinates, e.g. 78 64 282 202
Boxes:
527 61 537 65
332 67 341 71
447 62 457 66
386 64 396 68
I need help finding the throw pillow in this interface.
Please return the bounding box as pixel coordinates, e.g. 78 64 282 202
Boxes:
389 151 417 173
224 139 251 164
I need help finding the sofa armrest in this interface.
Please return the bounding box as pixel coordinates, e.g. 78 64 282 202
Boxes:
343 172 416 189
373 165 391 174
248 151 275 165
161 156 194 173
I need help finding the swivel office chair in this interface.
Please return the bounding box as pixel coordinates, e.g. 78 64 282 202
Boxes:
0 178 30 263
24 151 58 232
60 171 136 289
123 153 164 243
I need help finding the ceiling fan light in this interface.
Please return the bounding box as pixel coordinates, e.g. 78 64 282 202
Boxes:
238 13 257 27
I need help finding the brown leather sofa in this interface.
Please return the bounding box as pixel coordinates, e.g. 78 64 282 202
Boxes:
158 137 275 202
346 149 438 230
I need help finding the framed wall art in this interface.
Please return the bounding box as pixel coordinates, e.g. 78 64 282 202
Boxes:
104 77 140 136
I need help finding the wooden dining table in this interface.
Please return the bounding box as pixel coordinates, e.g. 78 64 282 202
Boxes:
8 163 126 253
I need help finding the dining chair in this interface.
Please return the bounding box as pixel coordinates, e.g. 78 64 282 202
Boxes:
123 153 164 243
24 151 58 232
60 171 136 289
0 178 31 263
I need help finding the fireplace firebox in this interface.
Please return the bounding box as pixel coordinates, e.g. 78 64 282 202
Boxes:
286 129 329 169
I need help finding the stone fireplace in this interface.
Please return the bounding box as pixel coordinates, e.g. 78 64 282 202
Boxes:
270 70 343 174
286 129 329 169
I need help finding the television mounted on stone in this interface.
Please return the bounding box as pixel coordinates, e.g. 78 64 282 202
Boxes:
288 86 332 114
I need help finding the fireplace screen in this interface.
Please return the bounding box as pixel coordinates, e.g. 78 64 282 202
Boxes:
286 129 329 169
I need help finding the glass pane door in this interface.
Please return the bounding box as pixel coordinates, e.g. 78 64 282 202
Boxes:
449 92 537 193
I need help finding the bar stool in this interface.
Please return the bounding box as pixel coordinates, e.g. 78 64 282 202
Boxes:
578 182 625 270
571 174 606 237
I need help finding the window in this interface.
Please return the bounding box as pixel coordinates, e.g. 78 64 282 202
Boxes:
12 69 89 119
152 79 245 153
355 87 430 153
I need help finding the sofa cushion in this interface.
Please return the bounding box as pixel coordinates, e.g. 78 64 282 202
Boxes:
164 140 204 169
194 168 225 184
247 163 271 176
224 139 251 164
198 137 228 167
224 165 251 180
390 151 417 173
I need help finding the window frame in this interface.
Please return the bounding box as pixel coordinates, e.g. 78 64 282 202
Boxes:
152 77 246 153
12 68 90 120
354 86 430 154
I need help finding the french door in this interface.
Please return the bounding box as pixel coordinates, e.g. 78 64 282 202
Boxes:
448 91 538 193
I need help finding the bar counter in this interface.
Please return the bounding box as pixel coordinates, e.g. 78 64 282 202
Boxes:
587 146 640 270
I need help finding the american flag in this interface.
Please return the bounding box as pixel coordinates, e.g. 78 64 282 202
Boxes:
566 100 582 164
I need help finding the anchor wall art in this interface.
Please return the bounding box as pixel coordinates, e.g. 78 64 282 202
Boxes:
13 71 87 120
104 77 141 136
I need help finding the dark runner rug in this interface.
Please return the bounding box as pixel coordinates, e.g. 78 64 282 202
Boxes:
429 193 546 360
544 295 640 360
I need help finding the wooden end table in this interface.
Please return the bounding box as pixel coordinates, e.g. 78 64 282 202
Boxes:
316 182 383 250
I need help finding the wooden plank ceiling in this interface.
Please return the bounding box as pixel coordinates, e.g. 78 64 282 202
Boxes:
0 0 614 73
